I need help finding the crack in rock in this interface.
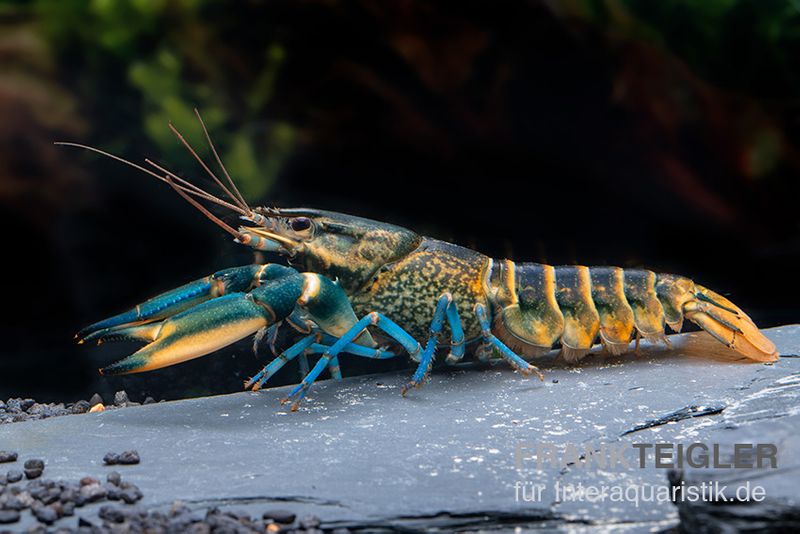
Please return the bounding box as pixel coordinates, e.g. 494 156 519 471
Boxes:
620 403 726 436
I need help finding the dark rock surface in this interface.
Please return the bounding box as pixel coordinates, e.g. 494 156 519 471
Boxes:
0 326 797 532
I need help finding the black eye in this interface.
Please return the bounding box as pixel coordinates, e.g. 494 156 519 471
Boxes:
290 217 312 232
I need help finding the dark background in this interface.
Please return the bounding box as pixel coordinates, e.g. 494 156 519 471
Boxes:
2 0 798 403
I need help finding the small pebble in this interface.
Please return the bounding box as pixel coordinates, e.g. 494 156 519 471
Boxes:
79 483 107 502
89 403 105 413
107 471 122 486
24 459 44 471
99 505 125 523
263 510 296 524
32 505 58 525
71 400 91 414
143 397 156 405
103 452 119 465
6 470 22 483
0 510 20 524
0 452 17 463
88 393 103 406
120 486 143 504
114 391 129 406
117 450 140 465
24 467 43 480
62 501 75 516
80 476 99 486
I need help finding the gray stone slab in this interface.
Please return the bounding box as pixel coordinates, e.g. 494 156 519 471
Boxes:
2 326 799 532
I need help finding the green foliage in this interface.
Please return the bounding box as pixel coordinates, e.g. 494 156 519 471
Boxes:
29 0 294 203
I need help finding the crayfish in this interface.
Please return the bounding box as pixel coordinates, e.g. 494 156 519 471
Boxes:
64 112 779 411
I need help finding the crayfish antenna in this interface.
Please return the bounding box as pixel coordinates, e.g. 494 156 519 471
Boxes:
193 108 250 211
54 142 246 215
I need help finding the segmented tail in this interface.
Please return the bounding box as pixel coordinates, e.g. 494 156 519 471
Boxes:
490 262 778 362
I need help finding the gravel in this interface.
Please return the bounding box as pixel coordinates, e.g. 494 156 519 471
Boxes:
0 448 340 533
104 450 140 465
1 391 161 425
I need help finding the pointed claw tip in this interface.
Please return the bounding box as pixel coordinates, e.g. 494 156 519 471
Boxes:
290 402 299 412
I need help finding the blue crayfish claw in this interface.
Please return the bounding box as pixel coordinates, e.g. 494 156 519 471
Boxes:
100 293 273 375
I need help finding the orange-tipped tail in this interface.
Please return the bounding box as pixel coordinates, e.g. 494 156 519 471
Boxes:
683 285 778 362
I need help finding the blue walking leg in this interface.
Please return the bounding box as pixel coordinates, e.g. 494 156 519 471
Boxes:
474 304 544 380
246 334 316 390
327 355 343 380
282 312 423 410
246 333 396 390
401 294 452 395
444 299 466 364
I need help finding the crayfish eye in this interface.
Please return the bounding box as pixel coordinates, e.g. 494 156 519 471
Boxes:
289 217 312 232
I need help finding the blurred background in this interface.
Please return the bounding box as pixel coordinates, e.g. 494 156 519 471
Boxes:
1 0 799 403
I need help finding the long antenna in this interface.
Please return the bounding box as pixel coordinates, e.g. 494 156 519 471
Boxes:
168 122 249 212
194 108 249 210
162 174 244 239
144 158 246 215
55 142 245 215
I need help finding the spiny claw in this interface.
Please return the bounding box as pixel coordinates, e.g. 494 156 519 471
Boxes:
76 265 265 344
101 293 270 375
83 323 163 346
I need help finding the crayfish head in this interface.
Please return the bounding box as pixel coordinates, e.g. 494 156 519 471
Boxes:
239 208 421 293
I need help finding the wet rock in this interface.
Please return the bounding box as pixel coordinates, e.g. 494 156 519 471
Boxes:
19 399 35 412
102 452 119 465
144 397 157 405
88 393 103 406
6 470 22 483
0 452 17 464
